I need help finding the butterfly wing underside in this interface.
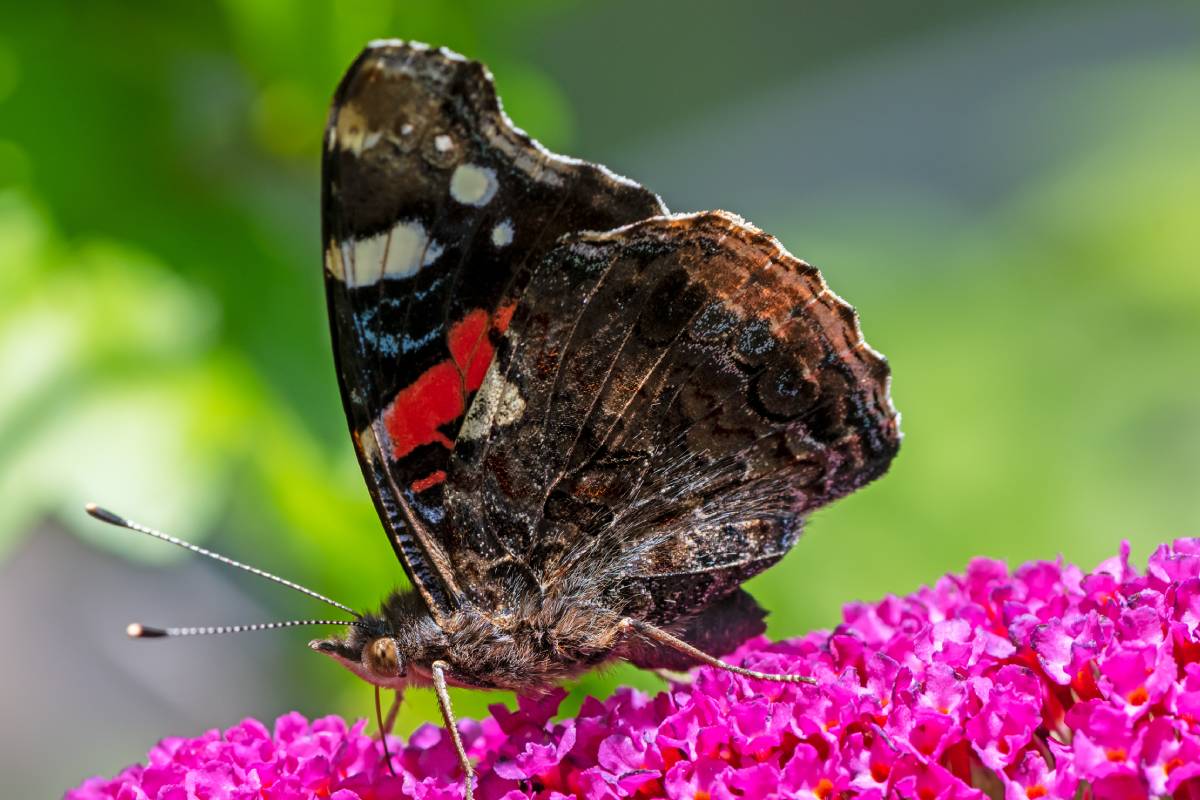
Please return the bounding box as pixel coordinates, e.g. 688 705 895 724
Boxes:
445 212 901 625
321 41 665 621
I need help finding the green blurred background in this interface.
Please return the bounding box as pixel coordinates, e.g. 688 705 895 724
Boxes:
1 1 1197 795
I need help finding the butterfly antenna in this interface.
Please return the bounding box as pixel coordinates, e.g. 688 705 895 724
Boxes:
127 620 361 638
85 503 361 619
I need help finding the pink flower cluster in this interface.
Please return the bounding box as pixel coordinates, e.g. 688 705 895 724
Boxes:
70 540 1200 799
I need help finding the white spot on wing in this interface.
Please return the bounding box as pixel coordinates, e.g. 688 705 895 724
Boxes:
491 220 514 248
346 220 442 287
335 103 369 155
357 424 385 463
459 359 525 441
450 164 498 207
324 241 345 281
434 134 453 152
348 234 386 286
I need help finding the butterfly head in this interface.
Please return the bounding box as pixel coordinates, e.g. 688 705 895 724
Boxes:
310 630 404 688
308 589 441 688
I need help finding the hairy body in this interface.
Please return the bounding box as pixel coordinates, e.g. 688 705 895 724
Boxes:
315 589 625 692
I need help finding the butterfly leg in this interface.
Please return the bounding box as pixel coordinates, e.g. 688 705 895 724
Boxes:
619 618 815 685
374 685 399 776
431 660 475 800
383 687 403 735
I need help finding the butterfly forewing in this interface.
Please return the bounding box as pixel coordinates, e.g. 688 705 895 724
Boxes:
321 42 665 618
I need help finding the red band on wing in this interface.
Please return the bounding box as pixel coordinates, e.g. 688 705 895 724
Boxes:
382 302 517 461
381 362 460 457
493 301 516 335
411 470 447 493
448 309 491 389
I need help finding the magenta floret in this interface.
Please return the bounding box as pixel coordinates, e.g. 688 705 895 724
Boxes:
69 540 1200 799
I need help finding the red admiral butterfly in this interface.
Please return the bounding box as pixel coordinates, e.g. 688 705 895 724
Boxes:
89 40 899 799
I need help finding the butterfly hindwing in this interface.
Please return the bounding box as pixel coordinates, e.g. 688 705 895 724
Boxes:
445 212 901 623
322 42 665 618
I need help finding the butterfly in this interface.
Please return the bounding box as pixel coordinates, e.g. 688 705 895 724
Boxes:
315 38 899 792
89 39 900 800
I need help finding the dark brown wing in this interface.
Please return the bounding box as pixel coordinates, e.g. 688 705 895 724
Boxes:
321 41 665 621
445 212 901 624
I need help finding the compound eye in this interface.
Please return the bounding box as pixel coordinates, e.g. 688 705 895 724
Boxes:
364 637 403 678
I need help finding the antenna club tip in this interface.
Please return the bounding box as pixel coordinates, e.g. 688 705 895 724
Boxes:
127 623 166 638
86 504 126 526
